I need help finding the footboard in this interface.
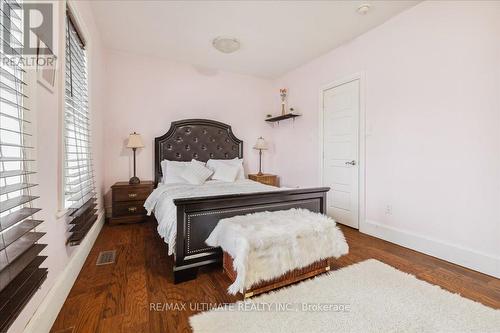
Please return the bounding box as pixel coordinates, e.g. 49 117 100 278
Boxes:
172 187 329 283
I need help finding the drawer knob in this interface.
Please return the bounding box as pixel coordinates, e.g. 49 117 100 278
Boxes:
128 193 138 198
128 207 137 213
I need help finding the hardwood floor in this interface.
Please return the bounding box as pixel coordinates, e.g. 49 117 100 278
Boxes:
51 221 500 333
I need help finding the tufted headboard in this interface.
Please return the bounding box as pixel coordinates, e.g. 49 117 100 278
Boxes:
154 119 243 186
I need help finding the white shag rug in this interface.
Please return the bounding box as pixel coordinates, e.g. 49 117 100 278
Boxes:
190 259 500 333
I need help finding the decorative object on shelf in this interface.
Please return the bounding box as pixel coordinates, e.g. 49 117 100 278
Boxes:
127 132 144 184
253 137 268 176
280 88 288 115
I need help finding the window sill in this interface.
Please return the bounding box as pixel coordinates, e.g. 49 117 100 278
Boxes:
55 209 69 219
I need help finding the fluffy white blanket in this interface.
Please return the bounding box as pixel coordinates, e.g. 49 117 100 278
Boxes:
206 208 349 294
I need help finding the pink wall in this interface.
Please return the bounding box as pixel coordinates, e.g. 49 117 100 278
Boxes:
271 0 500 275
98 1 500 275
102 50 275 210
9 1 107 332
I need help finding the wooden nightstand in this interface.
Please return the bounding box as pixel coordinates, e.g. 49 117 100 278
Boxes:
248 174 279 187
110 181 154 225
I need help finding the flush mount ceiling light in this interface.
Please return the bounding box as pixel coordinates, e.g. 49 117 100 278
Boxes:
357 3 372 15
212 37 240 54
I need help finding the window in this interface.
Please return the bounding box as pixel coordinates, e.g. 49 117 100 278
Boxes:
64 9 97 245
0 0 47 330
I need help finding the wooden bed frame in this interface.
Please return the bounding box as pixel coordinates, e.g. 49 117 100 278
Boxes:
154 119 329 283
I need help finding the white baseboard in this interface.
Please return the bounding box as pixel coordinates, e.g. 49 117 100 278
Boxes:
23 211 105 333
360 220 500 278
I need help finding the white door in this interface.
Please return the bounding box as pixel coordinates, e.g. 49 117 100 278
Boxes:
322 79 360 229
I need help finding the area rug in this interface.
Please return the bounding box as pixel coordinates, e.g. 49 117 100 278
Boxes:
190 259 500 333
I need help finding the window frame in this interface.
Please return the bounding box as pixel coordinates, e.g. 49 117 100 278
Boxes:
59 1 92 215
61 2 98 246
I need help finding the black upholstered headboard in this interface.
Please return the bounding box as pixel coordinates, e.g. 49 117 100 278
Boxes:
154 119 243 186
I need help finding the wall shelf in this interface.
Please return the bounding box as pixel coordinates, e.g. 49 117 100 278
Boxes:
265 113 301 123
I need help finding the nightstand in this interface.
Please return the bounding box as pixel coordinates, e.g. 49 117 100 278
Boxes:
110 181 154 225
248 174 279 187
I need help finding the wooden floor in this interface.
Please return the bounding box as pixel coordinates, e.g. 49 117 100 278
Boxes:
51 220 500 333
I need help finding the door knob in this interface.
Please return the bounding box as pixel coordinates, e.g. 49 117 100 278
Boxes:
345 160 356 166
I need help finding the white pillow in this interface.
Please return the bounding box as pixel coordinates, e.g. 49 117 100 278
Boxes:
206 158 245 180
212 163 240 182
162 159 205 184
181 160 213 185
231 158 245 180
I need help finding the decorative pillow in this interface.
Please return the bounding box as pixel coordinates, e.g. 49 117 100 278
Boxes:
212 163 239 182
162 159 205 184
206 158 245 180
181 160 213 185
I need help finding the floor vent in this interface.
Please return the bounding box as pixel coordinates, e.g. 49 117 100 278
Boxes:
96 250 116 266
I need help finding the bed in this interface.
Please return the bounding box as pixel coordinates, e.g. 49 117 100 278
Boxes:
149 119 329 283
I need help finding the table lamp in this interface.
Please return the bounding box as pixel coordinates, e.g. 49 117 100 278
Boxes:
253 137 268 176
127 132 144 184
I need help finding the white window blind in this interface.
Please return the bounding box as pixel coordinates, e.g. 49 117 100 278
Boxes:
0 0 47 330
64 10 97 245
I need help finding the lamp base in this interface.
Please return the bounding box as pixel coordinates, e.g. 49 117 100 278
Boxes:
129 176 140 185
257 172 264 176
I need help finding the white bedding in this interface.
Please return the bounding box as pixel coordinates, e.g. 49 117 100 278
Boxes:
144 179 284 255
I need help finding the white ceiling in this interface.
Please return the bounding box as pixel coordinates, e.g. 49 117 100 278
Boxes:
90 0 420 78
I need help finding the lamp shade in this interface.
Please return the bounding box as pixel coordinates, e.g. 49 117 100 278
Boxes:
127 132 144 148
253 137 268 150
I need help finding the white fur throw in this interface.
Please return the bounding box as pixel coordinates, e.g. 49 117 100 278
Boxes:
205 208 349 294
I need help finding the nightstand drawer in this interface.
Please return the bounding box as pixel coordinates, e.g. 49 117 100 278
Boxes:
110 181 153 225
112 201 147 217
259 178 276 186
113 186 151 202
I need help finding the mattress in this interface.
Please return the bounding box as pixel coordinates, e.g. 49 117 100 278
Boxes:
143 179 283 255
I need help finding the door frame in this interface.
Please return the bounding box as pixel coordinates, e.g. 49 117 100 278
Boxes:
318 72 366 230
